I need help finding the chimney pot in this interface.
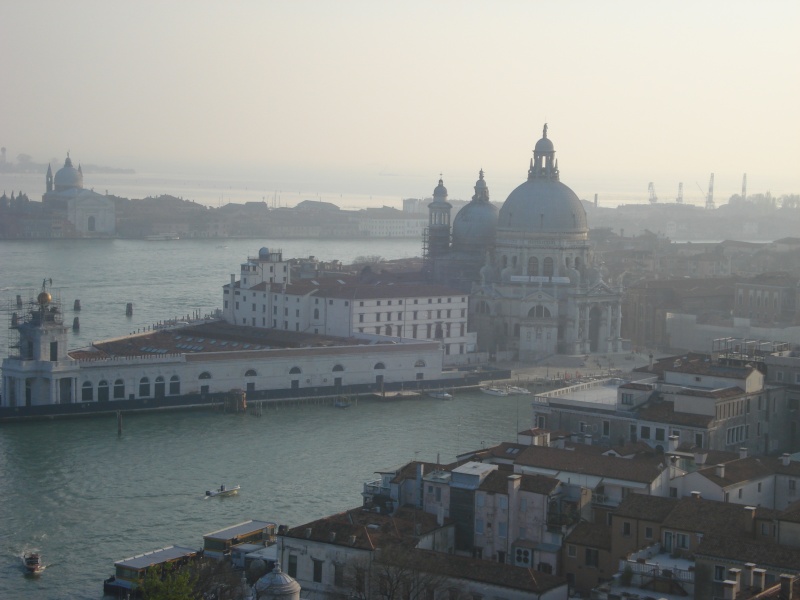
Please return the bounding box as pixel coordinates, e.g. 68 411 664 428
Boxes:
739 447 748 459
780 574 794 600
691 491 702 499
782 453 792 467
304 527 312 539
716 464 726 478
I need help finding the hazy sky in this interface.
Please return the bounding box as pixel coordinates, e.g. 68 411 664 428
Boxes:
2 1 798 205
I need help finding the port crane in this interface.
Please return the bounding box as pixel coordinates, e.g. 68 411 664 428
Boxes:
695 174 715 209
648 182 658 204
676 182 683 204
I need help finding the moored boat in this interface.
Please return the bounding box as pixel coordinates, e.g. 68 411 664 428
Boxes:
23 552 44 575
480 386 509 397
505 385 531 395
427 390 453 400
334 397 352 408
205 484 240 497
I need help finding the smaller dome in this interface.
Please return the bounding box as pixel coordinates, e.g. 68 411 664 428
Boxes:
535 137 554 153
433 178 447 198
53 156 83 191
254 562 301 597
38 291 52 306
259 247 270 258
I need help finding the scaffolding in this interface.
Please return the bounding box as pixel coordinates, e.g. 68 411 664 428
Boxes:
711 337 790 367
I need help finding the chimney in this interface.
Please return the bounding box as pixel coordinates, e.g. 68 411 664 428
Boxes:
744 563 756 589
508 474 522 495
584 434 592 445
349 535 357 546
304 527 312 539
744 506 757 535
715 464 726 478
780 574 795 600
437 505 444 527
723 580 737 600
668 435 679 452
328 531 337 542
691 491 702 499
782 453 792 467
753 568 766 591
728 568 742 594
230 273 235 284
694 451 708 466
739 447 748 459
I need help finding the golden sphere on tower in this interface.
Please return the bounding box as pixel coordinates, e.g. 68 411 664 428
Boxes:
37 291 52 306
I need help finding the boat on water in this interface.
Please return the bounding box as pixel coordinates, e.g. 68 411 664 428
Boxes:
144 233 180 241
23 552 44 575
480 386 509 397
505 385 531 395
427 390 453 400
205 484 240 498
334 397 352 408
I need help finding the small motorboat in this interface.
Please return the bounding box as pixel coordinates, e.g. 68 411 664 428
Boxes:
505 385 531 395
334 397 352 408
480 386 509 397
23 552 44 575
427 390 453 400
205 484 240 498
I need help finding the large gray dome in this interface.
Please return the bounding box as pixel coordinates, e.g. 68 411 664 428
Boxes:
498 125 588 234
54 156 83 192
498 178 587 234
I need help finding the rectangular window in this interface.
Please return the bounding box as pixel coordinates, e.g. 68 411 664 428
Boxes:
288 554 297 578
334 563 343 587
622 521 631 536
655 428 666 441
645 526 653 539
312 559 323 583
714 565 726 581
603 420 610 437
640 426 651 440
475 518 484 535
585 548 599 567
567 544 576 558
676 533 689 549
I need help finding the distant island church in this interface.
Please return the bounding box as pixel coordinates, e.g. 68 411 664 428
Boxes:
425 125 623 359
42 154 116 235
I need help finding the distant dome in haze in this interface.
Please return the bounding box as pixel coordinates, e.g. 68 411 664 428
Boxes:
54 155 83 192
452 169 497 251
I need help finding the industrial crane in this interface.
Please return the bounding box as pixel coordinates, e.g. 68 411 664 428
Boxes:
648 182 658 204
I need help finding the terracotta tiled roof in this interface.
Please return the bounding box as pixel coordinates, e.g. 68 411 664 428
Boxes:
613 494 678 522
694 534 800 573
396 548 566 593
661 497 780 536
565 521 611 550
513 445 665 484
695 457 773 488
636 400 714 428
282 506 442 551
477 470 559 496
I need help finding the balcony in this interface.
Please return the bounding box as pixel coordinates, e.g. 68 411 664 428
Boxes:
362 480 390 498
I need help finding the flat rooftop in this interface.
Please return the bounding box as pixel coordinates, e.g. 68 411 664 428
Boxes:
203 520 276 541
70 321 398 360
115 545 198 569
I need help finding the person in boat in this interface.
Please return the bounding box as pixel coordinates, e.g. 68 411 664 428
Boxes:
220 484 225 492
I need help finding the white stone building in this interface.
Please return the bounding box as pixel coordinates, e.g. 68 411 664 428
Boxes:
43 155 116 235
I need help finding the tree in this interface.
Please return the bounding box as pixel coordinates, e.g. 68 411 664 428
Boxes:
141 564 197 600
344 546 465 600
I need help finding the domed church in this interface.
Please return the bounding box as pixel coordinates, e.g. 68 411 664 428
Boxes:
426 125 623 359
42 154 116 236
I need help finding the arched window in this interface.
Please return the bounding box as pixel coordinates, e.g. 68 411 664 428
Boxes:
511 255 518 267
332 364 344 372
374 362 386 370
81 381 93 402
574 256 581 270
414 359 426 368
98 380 109 402
385 325 392 336
313 308 319 319
114 379 125 399
565 257 572 268
154 376 165 398
169 375 180 395
476 300 491 315
88 216 96 232
289 366 302 374
199 372 212 379
528 257 539 276
528 305 551 318
543 257 554 277
245 369 257 377
139 377 150 397
501 255 508 268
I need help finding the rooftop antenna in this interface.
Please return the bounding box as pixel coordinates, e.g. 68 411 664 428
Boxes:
705 173 715 210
